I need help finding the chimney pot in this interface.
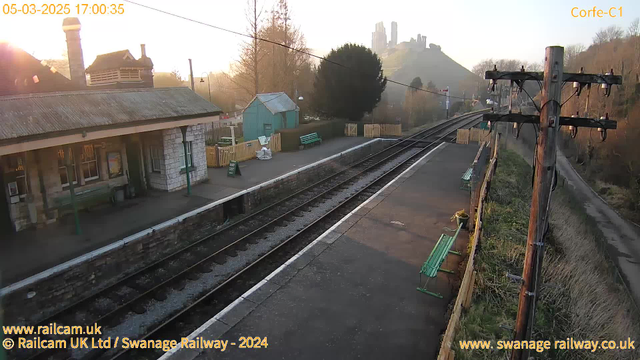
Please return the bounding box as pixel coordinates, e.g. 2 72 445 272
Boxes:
62 17 86 88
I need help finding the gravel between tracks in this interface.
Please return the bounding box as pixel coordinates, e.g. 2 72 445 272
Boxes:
71 148 421 359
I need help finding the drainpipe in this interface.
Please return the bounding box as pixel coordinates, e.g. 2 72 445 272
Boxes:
65 146 81 235
180 126 191 196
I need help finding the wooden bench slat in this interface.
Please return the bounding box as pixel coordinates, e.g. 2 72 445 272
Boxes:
300 132 322 146
53 185 112 208
417 224 463 298
460 166 474 191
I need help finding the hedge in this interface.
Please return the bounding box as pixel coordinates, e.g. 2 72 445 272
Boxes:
277 119 346 151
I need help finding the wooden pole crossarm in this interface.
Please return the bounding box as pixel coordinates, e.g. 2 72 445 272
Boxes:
484 71 622 85
482 113 617 129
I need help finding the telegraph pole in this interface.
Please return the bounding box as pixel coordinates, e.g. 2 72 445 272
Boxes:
482 45 622 360
511 46 563 360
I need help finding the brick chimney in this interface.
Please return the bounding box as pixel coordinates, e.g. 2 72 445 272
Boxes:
62 17 86 88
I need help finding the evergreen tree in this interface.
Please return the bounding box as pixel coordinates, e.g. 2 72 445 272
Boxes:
312 44 387 120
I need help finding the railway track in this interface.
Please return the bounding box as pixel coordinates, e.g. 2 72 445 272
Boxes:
13 110 485 360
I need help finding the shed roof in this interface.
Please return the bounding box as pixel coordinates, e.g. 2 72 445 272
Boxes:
250 92 298 115
85 50 151 73
0 87 222 143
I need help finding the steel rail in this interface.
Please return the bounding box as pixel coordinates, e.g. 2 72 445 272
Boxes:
18 110 485 360
107 112 485 360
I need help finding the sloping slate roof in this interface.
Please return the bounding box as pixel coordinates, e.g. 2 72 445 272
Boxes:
0 87 222 142
256 92 297 115
85 50 150 73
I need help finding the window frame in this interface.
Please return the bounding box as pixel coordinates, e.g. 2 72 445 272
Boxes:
57 148 78 187
4 154 28 200
179 141 193 170
150 145 162 173
80 144 100 182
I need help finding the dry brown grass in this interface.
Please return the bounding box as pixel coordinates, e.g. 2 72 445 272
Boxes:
455 150 640 360
544 188 640 360
591 180 640 224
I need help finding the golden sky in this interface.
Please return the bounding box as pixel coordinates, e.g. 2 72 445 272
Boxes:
1 0 636 77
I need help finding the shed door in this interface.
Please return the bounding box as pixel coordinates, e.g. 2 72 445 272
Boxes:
263 123 273 137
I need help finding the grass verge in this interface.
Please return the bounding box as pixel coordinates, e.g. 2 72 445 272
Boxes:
454 149 640 360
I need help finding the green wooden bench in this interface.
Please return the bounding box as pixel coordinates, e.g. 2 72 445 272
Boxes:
300 132 322 148
417 224 463 298
53 185 113 213
460 166 474 191
218 137 233 146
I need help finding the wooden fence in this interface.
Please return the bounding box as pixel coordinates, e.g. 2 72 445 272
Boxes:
456 129 470 144
457 128 491 144
345 123 358 137
205 125 244 145
363 124 402 138
364 124 381 138
437 134 500 360
206 133 281 167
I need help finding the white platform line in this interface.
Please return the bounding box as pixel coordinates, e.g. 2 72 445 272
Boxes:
158 142 447 359
1 139 387 297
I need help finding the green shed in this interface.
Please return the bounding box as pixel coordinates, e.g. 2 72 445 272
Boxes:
242 92 299 141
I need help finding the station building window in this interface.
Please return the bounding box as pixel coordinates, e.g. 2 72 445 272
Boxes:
179 141 193 169
80 144 99 181
57 148 77 187
150 145 162 172
3 153 28 202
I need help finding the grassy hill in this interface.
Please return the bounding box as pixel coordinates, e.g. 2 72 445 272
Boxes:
381 47 476 104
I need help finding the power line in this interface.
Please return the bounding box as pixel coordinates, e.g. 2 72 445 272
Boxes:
123 0 469 100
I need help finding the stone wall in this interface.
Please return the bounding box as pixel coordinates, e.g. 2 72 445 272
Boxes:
5 138 130 231
141 125 208 192
162 125 208 191
143 130 168 190
1 139 390 326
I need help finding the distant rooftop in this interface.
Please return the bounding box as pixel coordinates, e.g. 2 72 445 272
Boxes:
85 50 151 73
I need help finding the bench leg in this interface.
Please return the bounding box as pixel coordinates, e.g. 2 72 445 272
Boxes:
448 250 462 256
416 287 444 298
416 275 444 298
438 268 455 274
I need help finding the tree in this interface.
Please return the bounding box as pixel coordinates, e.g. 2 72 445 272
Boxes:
458 73 487 103
593 25 624 44
229 0 313 106
258 0 310 100
230 0 264 102
409 77 423 91
312 44 387 121
194 72 239 112
628 18 639 38
471 58 522 78
154 70 186 88
402 79 440 128
563 44 585 71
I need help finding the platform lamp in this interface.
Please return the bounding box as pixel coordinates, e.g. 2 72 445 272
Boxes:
180 126 192 196
200 72 211 103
